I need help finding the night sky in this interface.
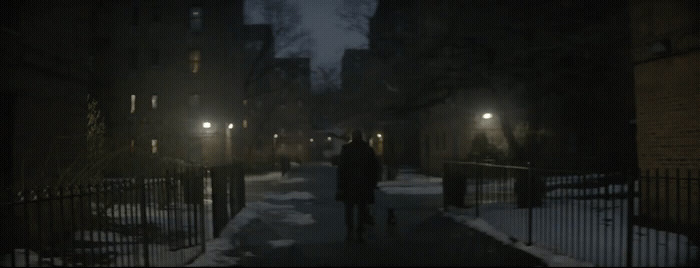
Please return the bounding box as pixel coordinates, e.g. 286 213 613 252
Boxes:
245 0 375 75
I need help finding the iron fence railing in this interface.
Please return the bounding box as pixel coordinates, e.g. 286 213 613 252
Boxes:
1 163 247 267
443 161 699 267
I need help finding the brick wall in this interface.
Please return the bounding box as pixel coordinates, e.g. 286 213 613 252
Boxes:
634 51 700 171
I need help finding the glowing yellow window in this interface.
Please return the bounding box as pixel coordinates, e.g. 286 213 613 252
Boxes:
189 50 201 73
151 139 158 154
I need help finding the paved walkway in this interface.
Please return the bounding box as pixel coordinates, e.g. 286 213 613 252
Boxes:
233 163 545 267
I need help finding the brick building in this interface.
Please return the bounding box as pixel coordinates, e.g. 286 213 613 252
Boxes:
106 0 246 173
629 0 700 229
2 1 112 188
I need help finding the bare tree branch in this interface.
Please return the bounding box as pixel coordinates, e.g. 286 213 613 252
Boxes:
335 0 377 37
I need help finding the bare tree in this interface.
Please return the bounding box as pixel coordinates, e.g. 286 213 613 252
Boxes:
335 0 377 38
243 0 315 101
313 64 341 92
248 0 315 58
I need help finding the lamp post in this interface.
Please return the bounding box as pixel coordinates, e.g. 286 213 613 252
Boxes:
273 133 279 163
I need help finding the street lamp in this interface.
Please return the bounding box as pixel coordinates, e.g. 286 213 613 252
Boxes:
228 123 234 129
482 113 493 119
203 121 212 128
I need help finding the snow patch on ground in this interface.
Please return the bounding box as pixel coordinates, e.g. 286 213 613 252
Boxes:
245 172 283 182
264 191 315 201
444 213 594 267
380 185 442 195
282 212 315 225
279 177 307 184
268 239 296 248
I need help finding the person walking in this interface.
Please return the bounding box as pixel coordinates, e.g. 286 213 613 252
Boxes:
335 129 381 242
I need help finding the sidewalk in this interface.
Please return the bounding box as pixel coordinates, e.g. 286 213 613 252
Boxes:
190 163 546 267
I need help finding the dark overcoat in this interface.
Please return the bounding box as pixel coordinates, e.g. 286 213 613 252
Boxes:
335 139 381 204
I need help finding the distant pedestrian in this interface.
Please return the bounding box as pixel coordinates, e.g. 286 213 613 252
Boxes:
335 129 381 242
280 155 291 176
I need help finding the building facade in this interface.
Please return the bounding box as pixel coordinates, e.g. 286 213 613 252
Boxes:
629 0 699 229
2 1 112 188
107 0 246 173
367 0 637 175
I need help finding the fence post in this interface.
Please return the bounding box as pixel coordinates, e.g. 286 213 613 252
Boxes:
476 164 482 218
626 168 635 267
211 167 229 238
527 162 533 246
200 167 206 254
139 177 150 267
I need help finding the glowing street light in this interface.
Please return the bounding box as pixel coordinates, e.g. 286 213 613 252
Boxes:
274 134 279 139
377 133 382 138
228 123 234 129
482 113 493 119
202 121 211 129
327 136 332 142
310 138 314 142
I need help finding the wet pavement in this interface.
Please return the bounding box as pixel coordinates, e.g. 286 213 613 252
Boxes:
234 163 545 267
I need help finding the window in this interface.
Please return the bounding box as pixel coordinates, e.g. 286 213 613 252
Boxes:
189 50 201 73
130 95 136 113
190 6 202 32
151 139 158 154
151 94 157 109
129 48 138 69
189 94 200 108
150 49 159 66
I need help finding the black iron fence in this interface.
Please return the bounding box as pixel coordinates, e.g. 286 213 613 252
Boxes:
1 164 247 267
443 161 699 267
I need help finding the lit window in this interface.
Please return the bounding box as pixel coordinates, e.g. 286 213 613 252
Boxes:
151 94 157 109
189 50 201 73
190 7 202 32
130 95 136 113
151 139 158 154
